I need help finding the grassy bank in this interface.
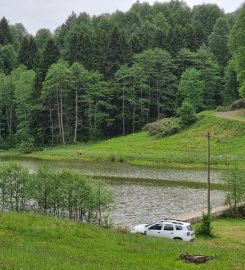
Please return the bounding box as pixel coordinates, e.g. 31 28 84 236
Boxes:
24 111 245 169
0 213 244 270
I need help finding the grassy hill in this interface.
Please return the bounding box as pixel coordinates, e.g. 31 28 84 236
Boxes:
26 111 245 169
0 213 244 270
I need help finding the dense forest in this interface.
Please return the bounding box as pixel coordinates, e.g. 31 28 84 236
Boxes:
0 0 244 150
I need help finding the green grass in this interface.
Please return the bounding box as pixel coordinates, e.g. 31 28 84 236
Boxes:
25 111 245 169
0 213 244 270
236 110 245 119
0 150 22 158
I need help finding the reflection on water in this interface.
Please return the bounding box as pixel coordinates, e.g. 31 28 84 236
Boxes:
0 158 223 183
0 157 226 227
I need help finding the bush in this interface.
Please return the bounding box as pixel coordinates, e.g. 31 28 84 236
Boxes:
197 213 213 237
0 162 113 225
222 165 245 217
18 139 35 154
144 117 182 138
177 101 197 126
110 154 116 162
215 106 230 112
230 99 245 110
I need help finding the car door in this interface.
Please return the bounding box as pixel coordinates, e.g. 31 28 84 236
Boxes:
146 223 163 237
161 223 175 239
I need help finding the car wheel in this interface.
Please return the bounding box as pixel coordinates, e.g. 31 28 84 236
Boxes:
173 237 183 241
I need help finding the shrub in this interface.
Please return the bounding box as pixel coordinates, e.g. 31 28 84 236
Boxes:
0 161 29 212
18 137 35 154
197 213 213 237
118 156 124 162
19 141 35 154
144 117 182 138
177 101 197 126
110 154 116 162
215 106 230 112
230 99 245 110
222 165 245 217
0 162 113 225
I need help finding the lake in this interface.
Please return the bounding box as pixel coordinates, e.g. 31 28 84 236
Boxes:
0 157 225 228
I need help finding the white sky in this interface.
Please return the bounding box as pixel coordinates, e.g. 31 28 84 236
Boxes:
1 0 244 34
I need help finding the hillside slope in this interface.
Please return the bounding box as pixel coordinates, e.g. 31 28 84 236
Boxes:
27 111 245 168
0 213 244 270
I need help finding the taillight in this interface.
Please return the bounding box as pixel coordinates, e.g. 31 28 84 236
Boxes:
187 232 190 236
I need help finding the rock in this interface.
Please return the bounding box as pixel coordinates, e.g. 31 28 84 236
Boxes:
179 253 214 264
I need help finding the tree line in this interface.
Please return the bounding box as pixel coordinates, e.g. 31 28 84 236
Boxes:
0 162 112 225
0 0 244 148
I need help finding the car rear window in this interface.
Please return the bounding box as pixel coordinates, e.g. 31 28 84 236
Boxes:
187 225 193 231
164 224 174 231
175 225 183 230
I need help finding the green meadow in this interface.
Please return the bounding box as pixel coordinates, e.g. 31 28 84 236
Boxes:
0 213 244 270
25 112 245 169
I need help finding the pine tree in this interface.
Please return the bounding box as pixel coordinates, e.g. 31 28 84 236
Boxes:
41 38 60 72
18 36 38 69
0 17 13 45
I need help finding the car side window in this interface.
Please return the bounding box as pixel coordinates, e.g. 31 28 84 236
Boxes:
175 225 183 231
149 224 162 230
164 224 174 231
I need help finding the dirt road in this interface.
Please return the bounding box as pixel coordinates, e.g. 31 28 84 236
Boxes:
215 109 245 122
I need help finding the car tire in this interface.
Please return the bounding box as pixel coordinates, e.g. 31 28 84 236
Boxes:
173 237 183 241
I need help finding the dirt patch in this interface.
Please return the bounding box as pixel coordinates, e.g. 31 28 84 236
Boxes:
215 110 245 122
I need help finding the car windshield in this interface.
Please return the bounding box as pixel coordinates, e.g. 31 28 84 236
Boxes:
145 221 163 227
187 225 193 231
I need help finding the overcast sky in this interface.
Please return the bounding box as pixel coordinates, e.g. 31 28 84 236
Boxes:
1 0 244 34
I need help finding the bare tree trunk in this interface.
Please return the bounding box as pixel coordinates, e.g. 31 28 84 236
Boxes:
157 91 160 119
74 90 78 142
56 91 62 142
140 87 143 115
132 99 136 133
49 103 54 145
5 106 9 135
122 89 125 135
60 90 65 144
156 80 160 119
94 102 97 132
5 106 13 135
9 107 13 134
89 103 92 132
147 86 150 123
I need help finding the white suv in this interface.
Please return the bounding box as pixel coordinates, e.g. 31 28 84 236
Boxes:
131 219 195 241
